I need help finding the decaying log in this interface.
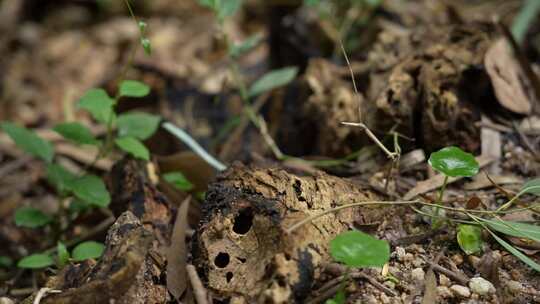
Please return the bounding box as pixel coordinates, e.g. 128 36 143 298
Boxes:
192 163 399 303
23 159 174 304
294 23 497 156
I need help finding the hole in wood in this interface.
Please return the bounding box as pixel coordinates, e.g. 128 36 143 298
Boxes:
226 272 233 283
232 208 253 235
236 257 246 263
214 252 230 268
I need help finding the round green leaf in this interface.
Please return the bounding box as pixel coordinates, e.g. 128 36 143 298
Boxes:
163 172 194 191
117 112 161 140
14 207 52 228
115 136 150 160
1 122 54 163
53 122 99 145
457 224 483 255
72 241 105 262
71 175 111 208
119 80 150 98
428 146 479 177
329 230 390 268
57 242 70 267
17 254 54 269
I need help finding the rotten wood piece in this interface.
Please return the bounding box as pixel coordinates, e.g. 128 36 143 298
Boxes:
192 163 403 303
22 159 177 304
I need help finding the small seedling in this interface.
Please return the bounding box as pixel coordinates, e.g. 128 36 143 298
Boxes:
0 1 156 270
326 230 390 303
427 146 479 225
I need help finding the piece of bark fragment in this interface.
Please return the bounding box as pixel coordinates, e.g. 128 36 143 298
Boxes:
32 211 164 304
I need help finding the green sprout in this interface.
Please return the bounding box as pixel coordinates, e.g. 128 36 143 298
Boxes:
326 230 390 304
0 1 156 271
428 146 479 224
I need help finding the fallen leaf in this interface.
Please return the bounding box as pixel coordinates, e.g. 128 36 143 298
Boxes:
166 196 191 300
485 39 533 114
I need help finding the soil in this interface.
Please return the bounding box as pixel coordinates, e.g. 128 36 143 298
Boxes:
1 0 540 303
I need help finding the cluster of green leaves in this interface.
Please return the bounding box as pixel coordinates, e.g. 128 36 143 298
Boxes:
17 241 105 269
0 122 111 225
427 146 540 272
0 79 159 269
0 1 161 272
326 230 390 304
77 80 158 160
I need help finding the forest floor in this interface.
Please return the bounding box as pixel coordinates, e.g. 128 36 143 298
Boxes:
1 0 540 303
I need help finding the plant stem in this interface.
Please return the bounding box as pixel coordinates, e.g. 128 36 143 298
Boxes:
437 175 449 205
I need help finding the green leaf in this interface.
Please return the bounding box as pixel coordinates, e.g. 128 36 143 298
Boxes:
325 290 346 304
1 122 54 162
457 224 483 255
304 0 320 6
53 122 99 145
119 80 150 98
68 198 92 214
512 0 540 44
57 242 70 267
329 230 390 268
217 0 242 21
117 112 160 140
46 163 76 194
489 230 540 272
521 178 540 196
197 0 215 9
141 38 152 56
248 67 298 97
115 137 150 160
0 256 13 268
163 172 194 191
17 254 54 269
71 175 111 208
428 146 479 177
481 218 540 243
229 34 262 59
14 207 52 228
78 89 116 124
72 241 105 262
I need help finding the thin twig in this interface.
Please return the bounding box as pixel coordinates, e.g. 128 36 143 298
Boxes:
427 262 469 286
285 200 420 234
342 122 398 161
339 42 398 161
33 288 61 304
187 264 209 304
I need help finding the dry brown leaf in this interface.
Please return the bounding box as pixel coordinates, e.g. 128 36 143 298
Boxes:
485 39 533 114
464 173 522 190
167 196 191 301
